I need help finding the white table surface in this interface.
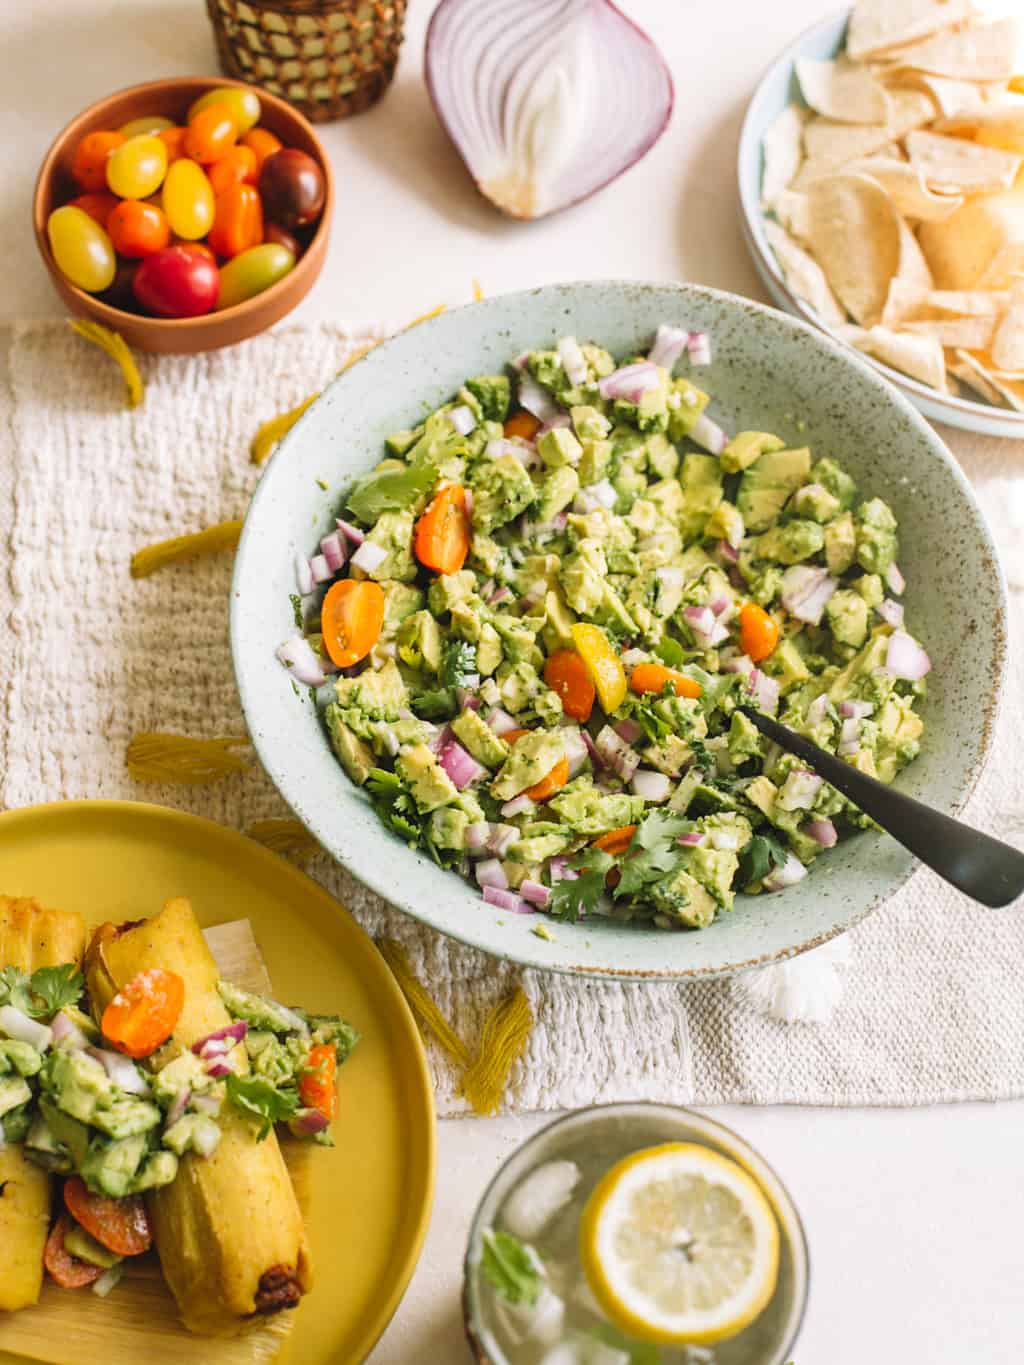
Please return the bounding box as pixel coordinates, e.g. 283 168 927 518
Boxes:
4 1 1024 1361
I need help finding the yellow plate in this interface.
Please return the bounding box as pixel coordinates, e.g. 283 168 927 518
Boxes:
0 800 435 1365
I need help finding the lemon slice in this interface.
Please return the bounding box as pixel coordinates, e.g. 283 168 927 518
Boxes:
579 1142 779 1346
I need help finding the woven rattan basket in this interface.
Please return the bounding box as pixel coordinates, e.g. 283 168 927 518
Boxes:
205 0 407 122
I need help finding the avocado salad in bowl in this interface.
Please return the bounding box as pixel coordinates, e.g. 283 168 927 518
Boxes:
232 282 1006 979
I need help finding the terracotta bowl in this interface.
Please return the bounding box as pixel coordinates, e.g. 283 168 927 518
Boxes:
33 77 334 354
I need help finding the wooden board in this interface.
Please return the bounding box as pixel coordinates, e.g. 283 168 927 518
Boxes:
0 920 308 1365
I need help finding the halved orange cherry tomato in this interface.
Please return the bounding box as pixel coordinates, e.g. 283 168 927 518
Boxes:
207 144 259 195
240 126 282 173
321 578 385 668
504 410 541 442
738 602 779 663
71 130 126 192
524 756 570 803
592 824 637 857
101 967 185 1059
628 662 701 699
107 199 172 258
44 1214 103 1289
64 1177 152 1257
299 1042 337 1122
207 183 263 258
69 191 119 229
414 484 470 575
543 650 596 722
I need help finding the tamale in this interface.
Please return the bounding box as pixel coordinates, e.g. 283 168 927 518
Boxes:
84 897 312 1336
0 896 86 1313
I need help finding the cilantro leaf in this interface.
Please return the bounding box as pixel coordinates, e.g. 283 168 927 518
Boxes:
0 967 34 1014
480 1229 541 1306
441 640 478 690
346 461 438 524
366 767 425 845
289 593 304 629
737 831 788 885
28 965 84 1018
655 636 685 668
410 687 456 720
548 866 608 922
226 1075 300 1140
613 811 691 900
630 697 673 744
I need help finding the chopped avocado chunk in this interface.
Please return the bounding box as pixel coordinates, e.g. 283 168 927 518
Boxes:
451 709 510 768
396 743 459 812
491 731 565 801
826 590 869 648
398 610 444 672
471 454 537 532
855 497 899 575
823 512 857 575
538 426 582 469
812 457 857 510
678 453 724 539
325 705 374 786
749 520 824 564
790 482 840 523
218 980 309 1034
465 375 511 422
737 447 811 532
163 1113 222 1158
0 1075 31 1118
720 430 784 473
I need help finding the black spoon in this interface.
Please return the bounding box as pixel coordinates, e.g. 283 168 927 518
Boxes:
738 706 1024 908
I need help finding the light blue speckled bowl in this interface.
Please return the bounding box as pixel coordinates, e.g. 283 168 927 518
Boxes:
737 8 1024 441
231 281 1008 979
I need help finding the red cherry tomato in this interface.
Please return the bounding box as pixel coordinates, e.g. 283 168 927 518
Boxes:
174 240 216 262
68 191 120 229
71 130 126 192
132 244 220 318
184 103 238 165
263 221 303 258
107 199 172 258
207 183 263 258
258 148 325 228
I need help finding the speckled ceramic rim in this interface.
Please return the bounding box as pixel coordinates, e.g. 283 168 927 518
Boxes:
736 5 1024 441
231 279 1009 981
461 1103 810 1365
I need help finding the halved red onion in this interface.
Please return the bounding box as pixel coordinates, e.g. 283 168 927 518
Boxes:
780 565 837 626
320 531 347 573
647 324 689 372
599 362 660 403
678 831 704 847
51 1011 89 1051
489 823 519 857
723 653 754 677
595 726 640 781
309 553 333 584
295 552 314 597
747 669 780 715
336 518 365 546
88 1047 150 1095
486 707 519 736
475 857 509 892
501 794 536 819
165 1086 192 1129
426 0 673 220
630 769 671 802
438 735 488 789
839 699 873 719
350 540 388 575
777 770 823 811
519 372 562 423
292 1106 330 1136
687 331 712 366
0 1005 52 1051
482 886 534 914
762 854 808 891
716 538 740 563
277 635 327 687
450 404 477 436
689 413 727 455
557 336 588 387
520 879 552 909
884 631 931 681
805 818 838 848
614 717 642 745
878 598 904 628
886 563 906 595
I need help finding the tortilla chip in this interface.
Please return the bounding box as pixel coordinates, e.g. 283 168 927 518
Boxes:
796 57 890 124
903 315 996 347
918 191 1024 288
792 118 894 188
885 87 940 137
933 106 1024 140
882 278 931 326
763 219 848 327
925 288 1010 314
806 174 903 325
772 189 812 242
991 297 1024 370
948 359 1006 404
843 156 964 219
761 105 808 206
882 19 1018 83
881 72 1000 119
954 347 1024 408
846 0 978 63
852 324 949 390
905 129 1022 191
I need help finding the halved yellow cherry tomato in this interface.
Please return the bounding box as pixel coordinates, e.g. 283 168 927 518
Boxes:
571 624 627 714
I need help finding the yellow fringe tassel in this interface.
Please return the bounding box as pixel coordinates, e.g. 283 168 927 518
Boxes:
130 518 243 578
472 279 484 301
126 733 249 784
69 319 144 409
247 818 321 860
404 303 446 330
377 937 534 1116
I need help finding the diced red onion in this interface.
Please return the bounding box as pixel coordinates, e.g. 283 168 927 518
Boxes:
88 1047 150 1095
475 857 509 891
723 653 754 676
537 413 572 439
598 362 660 403
838 739 860 757
840 717 862 747
806 693 829 726
647 323 690 372
449 404 476 436
839 699 873 719
204 1056 237 1079
295 552 314 597
630 769 672 802
780 565 837 626
519 372 562 423
520 879 552 909
501 794 536 818
482 886 534 914
192 1119 222 1158
560 727 589 777
884 631 931 681
878 598 905 628
683 605 726 648
191 1092 221 1117
487 436 540 467
709 828 741 851
762 854 808 891
678 831 705 847
51 1011 89 1051
654 567 685 596
595 726 640 781
689 413 727 455
309 553 333 584
350 540 388 575
486 707 519 736
581 479 617 511
488 823 519 857
687 331 712 366
709 596 732 618
581 729 605 770
438 735 488 789
777 769 823 812
370 721 399 756
548 855 577 883
0 1005 52 1051
292 1106 331 1136
456 689 481 712
428 724 450 754
336 519 365 546
320 532 347 573
556 336 588 387
165 1086 192 1129
511 351 530 371
534 513 569 537
614 717 643 744
805 818 838 848
747 669 780 715
886 563 906 595
716 538 740 563
277 635 327 686
465 822 491 853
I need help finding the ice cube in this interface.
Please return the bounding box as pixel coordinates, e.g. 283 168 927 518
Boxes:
495 1284 565 1347
586 1342 630 1365
502 1160 581 1240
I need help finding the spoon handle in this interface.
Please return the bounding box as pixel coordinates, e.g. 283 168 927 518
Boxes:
739 707 1024 909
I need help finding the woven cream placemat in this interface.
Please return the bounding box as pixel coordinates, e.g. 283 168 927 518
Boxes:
3 320 1023 1114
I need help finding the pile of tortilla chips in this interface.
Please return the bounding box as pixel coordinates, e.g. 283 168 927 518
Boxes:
761 0 1024 411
